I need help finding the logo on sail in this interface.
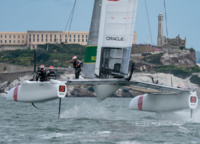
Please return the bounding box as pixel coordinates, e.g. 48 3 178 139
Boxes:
106 37 124 41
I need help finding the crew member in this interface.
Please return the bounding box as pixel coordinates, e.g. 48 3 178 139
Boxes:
70 55 82 79
36 65 47 82
47 66 57 80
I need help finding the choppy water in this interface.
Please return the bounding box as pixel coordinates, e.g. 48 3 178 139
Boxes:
0 97 200 144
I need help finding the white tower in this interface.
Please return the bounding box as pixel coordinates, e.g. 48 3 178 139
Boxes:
157 12 164 47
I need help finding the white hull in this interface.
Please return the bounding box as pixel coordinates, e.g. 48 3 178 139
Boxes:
129 92 198 112
6 80 67 103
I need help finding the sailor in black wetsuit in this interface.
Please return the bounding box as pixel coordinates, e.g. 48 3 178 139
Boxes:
47 66 57 80
36 65 47 82
71 55 82 79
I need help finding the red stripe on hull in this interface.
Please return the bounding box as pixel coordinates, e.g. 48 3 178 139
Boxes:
13 86 19 102
138 95 143 110
108 0 120 1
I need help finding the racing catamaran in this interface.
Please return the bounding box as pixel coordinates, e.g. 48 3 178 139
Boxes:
3 0 198 118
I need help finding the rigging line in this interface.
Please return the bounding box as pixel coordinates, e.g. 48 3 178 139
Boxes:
62 7 73 41
67 0 77 41
144 0 153 45
163 0 173 87
144 0 158 83
62 0 77 43
64 6 74 32
163 0 169 38
63 9 73 35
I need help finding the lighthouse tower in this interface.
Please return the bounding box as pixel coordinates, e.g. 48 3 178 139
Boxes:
157 12 164 47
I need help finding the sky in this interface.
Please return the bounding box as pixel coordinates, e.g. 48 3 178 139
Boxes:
0 0 200 51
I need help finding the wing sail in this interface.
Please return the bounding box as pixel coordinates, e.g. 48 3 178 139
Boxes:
95 0 138 77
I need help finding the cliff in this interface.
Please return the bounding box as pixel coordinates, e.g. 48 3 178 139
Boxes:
161 50 196 66
132 44 196 66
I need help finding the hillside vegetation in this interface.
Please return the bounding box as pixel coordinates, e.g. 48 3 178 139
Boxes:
155 65 200 79
0 43 199 81
0 43 86 67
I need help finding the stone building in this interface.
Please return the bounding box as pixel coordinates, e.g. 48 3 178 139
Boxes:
157 12 186 48
27 31 89 49
0 31 137 51
0 32 27 51
0 31 89 50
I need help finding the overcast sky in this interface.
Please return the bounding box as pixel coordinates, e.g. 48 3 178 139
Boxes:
0 0 200 51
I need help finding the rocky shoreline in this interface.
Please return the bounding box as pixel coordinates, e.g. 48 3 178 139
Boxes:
1 71 200 97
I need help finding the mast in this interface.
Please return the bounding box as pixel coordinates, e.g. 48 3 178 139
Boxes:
82 0 102 78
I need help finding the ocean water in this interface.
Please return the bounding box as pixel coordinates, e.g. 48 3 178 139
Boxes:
0 97 200 144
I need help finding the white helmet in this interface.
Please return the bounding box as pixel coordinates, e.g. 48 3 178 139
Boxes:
72 55 77 60
40 65 45 68
49 66 54 70
40 64 45 71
